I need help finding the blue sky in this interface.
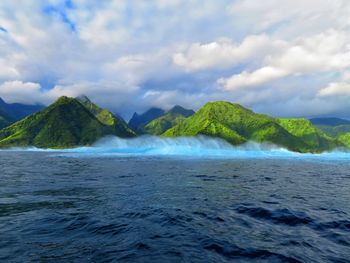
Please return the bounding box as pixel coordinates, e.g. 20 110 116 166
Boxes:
0 0 350 119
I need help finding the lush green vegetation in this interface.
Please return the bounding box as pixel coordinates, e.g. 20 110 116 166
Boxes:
313 124 350 137
0 113 11 129
0 107 14 129
143 105 194 135
77 95 135 137
128 107 165 132
0 97 123 148
338 133 350 148
277 118 339 152
163 101 343 152
0 98 348 152
309 117 350 148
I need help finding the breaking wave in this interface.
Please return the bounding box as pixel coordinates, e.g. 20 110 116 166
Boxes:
3 135 350 160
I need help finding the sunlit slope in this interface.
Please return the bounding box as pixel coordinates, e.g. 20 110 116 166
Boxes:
0 96 116 148
163 101 341 152
77 95 135 137
143 105 195 135
277 118 340 152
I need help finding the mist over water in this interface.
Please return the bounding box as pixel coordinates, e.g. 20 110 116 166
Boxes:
3 135 350 160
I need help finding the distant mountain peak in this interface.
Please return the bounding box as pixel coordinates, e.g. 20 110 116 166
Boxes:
168 105 195 117
128 107 165 131
310 117 350 126
0 97 44 122
76 94 91 103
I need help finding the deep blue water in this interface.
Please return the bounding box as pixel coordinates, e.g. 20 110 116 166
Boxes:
1 147 350 262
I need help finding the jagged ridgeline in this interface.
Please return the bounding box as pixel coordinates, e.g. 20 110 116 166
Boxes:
142 105 195 135
0 96 135 148
0 98 347 152
76 95 135 137
310 117 350 148
163 101 342 153
128 107 165 132
0 97 44 121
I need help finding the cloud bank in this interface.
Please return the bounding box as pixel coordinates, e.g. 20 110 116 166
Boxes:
0 0 350 118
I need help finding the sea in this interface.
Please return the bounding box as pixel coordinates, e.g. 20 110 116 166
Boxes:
0 136 349 262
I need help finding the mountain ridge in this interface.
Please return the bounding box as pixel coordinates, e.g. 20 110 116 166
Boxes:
0 96 131 148
76 95 135 137
143 105 195 135
128 107 165 132
0 98 348 152
163 101 342 153
0 97 44 121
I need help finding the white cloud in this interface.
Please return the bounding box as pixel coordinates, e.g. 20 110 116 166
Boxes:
173 35 277 71
228 0 349 35
318 82 350 97
0 81 44 104
0 0 350 117
218 30 350 91
218 67 287 91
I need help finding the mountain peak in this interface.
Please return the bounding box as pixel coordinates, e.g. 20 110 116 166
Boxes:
168 105 195 117
128 107 165 131
55 96 76 105
76 94 91 103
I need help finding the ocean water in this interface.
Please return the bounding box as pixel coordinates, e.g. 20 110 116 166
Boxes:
1 137 350 262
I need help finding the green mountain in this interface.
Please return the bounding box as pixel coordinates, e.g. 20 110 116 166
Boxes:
128 107 165 132
310 117 350 137
337 133 350 148
0 108 14 129
76 95 135 137
0 96 121 148
277 118 339 151
309 118 350 147
163 101 341 153
143 105 195 135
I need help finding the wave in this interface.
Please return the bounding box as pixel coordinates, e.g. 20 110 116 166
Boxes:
2 135 350 160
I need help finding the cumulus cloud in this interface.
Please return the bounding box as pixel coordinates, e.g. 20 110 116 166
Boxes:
0 0 350 118
173 35 277 71
0 81 44 104
218 67 287 91
228 0 348 35
218 30 350 91
318 82 350 97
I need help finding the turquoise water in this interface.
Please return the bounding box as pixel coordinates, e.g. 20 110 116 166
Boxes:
6 136 350 160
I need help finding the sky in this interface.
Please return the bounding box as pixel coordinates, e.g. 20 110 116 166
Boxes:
1 0 350 119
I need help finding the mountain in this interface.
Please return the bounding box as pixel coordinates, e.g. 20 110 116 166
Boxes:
128 107 165 132
0 96 120 148
0 110 12 129
310 117 350 126
143 105 195 135
0 97 44 121
309 117 350 139
163 101 340 153
277 118 338 151
76 95 135 137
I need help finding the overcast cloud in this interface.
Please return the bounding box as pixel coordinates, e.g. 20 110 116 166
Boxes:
0 0 350 118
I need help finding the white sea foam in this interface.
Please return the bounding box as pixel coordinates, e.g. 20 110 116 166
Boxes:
2 135 350 160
